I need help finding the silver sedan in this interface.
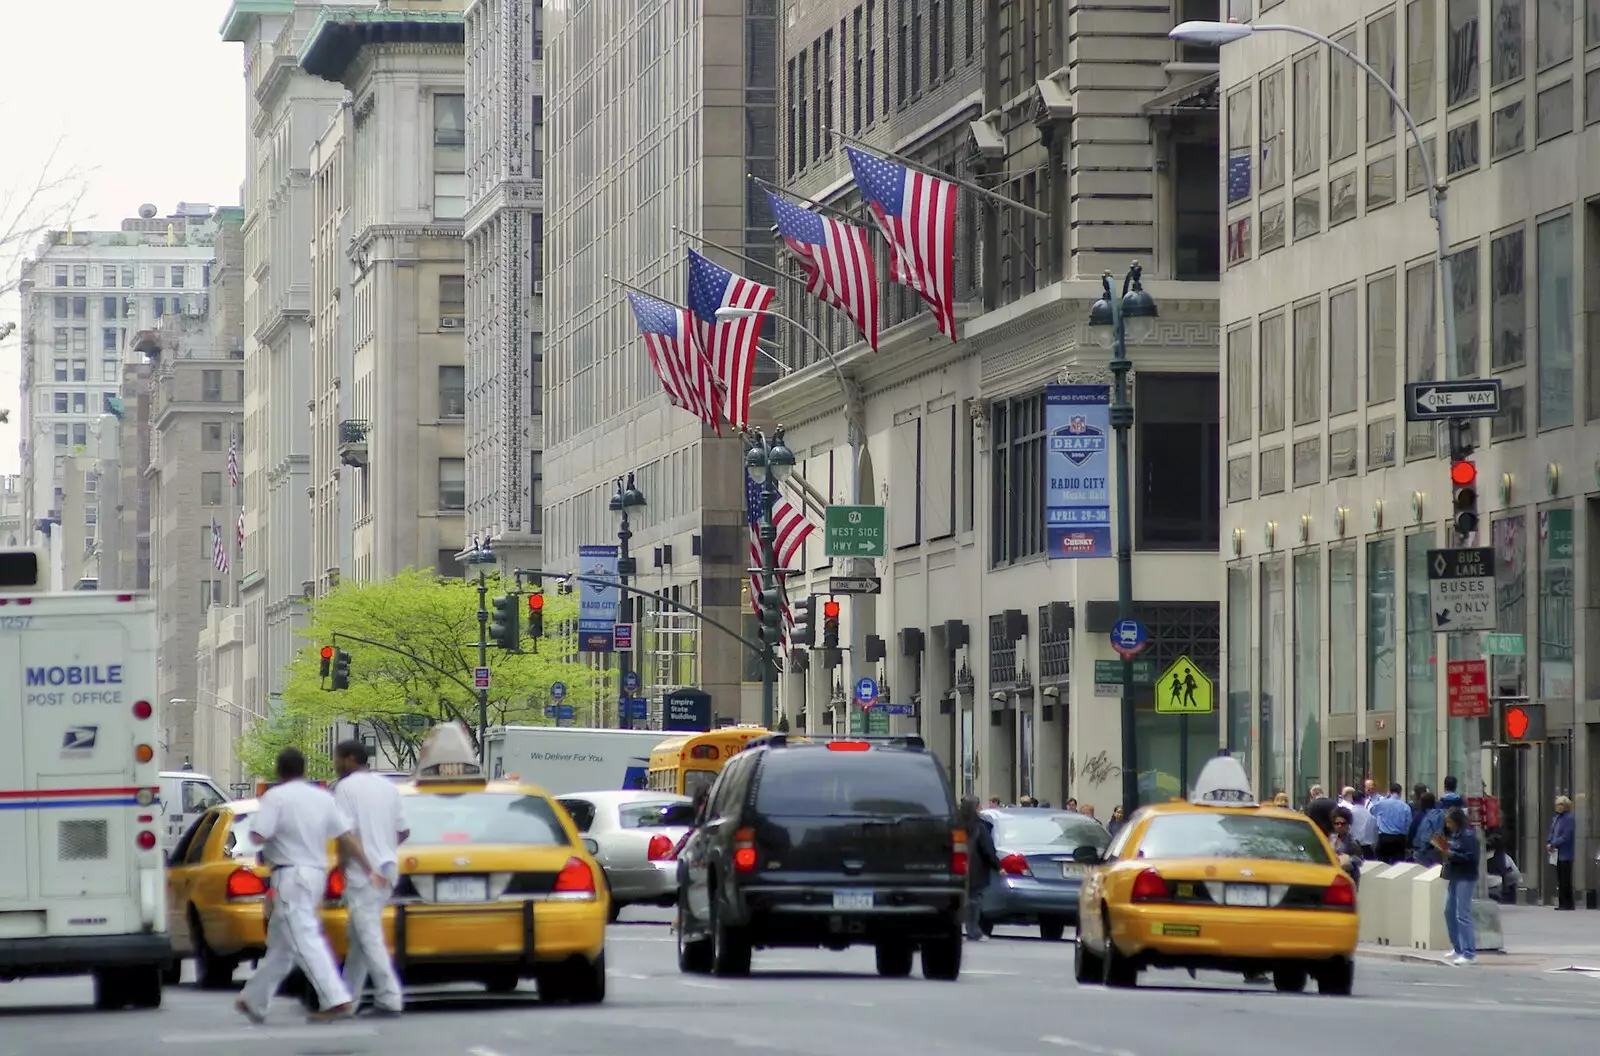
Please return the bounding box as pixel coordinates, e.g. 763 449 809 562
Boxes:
556 789 695 921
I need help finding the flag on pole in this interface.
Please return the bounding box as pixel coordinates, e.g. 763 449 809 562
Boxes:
685 249 775 431
211 518 230 575
845 145 959 341
625 292 713 426
745 475 815 639
227 428 240 487
765 191 880 350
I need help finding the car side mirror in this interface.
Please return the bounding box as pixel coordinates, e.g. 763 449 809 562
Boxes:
581 838 599 855
1071 844 1103 864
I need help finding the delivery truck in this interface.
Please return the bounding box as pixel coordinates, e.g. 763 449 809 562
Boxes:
484 725 668 794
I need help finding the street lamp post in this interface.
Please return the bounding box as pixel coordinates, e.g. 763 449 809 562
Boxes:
463 536 498 762
716 306 863 726
609 475 646 728
743 427 797 729
1087 263 1159 820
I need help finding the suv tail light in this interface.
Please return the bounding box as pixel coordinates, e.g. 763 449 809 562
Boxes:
999 853 1031 877
1324 873 1356 909
553 856 597 900
733 826 758 873
325 868 346 901
1129 868 1169 902
647 833 674 861
226 868 267 899
951 827 969 876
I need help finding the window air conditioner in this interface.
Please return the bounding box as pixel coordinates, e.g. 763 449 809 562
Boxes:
440 316 464 329
533 280 545 296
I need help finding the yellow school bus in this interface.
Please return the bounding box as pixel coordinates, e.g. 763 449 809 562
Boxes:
646 726 770 798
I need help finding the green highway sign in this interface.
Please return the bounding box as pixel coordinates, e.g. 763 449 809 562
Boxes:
825 505 887 558
1480 633 1524 655
1094 658 1156 685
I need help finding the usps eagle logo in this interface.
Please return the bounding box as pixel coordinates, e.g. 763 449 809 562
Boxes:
1051 413 1107 467
62 726 98 751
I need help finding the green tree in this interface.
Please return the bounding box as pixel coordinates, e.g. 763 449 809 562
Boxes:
236 569 599 778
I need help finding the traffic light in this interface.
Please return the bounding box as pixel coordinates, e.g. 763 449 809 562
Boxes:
319 645 334 679
1451 458 1478 536
757 575 784 648
791 595 817 647
1502 702 1546 743
489 594 521 652
822 599 841 650
527 590 545 642
330 649 351 691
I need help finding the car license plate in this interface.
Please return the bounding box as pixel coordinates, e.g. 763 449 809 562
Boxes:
435 875 488 903
1223 883 1269 907
833 889 873 910
1061 863 1082 878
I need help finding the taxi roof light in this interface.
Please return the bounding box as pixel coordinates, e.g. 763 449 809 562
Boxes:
1188 754 1257 807
413 723 487 783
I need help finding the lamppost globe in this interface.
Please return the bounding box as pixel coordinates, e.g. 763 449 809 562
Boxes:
621 478 646 511
1121 285 1160 344
745 443 767 482
1168 20 1255 46
1087 294 1117 349
767 438 796 480
716 306 759 321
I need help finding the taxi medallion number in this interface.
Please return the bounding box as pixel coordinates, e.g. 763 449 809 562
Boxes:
436 875 488 903
833 889 874 910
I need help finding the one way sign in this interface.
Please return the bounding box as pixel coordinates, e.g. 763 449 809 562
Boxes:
1405 379 1503 421
1426 547 1498 631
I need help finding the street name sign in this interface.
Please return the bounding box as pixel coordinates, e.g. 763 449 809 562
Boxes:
1426 547 1497 631
1480 633 1524 655
828 576 882 595
824 505 887 558
1405 379 1503 421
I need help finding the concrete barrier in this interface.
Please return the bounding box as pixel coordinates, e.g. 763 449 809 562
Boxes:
1365 863 1423 945
1410 866 1452 951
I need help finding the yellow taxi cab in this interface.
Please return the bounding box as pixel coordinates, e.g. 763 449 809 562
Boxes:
321 724 610 1002
1073 755 1358 995
161 798 273 988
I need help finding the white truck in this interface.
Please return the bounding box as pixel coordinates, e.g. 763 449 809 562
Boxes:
485 725 668 794
0 562 170 1010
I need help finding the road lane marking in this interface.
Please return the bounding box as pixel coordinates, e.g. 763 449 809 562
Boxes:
962 969 1020 976
680 979 730 990
468 1048 509 1056
1041 1035 1138 1056
160 1026 379 1043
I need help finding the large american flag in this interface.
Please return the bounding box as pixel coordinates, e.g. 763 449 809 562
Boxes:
745 475 815 638
846 146 959 342
626 292 712 426
227 427 240 487
685 249 774 431
765 191 879 350
211 518 230 574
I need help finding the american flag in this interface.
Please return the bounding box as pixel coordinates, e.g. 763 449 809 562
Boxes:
845 146 958 342
746 475 815 637
685 249 774 431
765 191 879 350
211 518 230 574
227 428 240 487
626 292 712 426
1227 152 1252 203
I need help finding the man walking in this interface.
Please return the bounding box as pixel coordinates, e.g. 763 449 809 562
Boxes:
334 740 409 1015
1371 783 1413 863
237 748 386 1024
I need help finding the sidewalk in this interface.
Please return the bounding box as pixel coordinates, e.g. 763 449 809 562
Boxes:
1360 904 1600 969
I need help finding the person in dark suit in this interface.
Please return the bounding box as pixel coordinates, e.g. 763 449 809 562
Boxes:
959 797 1001 941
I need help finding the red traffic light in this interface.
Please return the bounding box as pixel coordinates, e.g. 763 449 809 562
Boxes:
528 592 545 612
1505 706 1530 740
822 601 841 619
320 645 335 660
1450 460 1477 487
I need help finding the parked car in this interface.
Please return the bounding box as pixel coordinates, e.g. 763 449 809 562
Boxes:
978 808 1110 939
556 790 695 921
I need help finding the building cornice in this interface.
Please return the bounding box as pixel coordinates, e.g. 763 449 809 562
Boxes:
347 223 466 264
300 9 466 83
219 0 292 43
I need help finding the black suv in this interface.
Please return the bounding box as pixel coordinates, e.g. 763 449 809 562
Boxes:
673 734 968 980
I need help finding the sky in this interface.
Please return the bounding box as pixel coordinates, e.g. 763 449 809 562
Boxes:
0 1 246 474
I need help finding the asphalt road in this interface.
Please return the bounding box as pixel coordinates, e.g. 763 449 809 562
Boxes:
3 908 1599 1056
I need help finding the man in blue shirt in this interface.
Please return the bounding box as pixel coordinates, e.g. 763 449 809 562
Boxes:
1371 782 1413 863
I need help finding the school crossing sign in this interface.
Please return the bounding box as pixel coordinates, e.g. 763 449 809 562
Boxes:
1154 655 1213 715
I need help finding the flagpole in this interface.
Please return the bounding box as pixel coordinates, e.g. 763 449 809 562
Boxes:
604 274 730 402
671 227 813 293
746 173 865 226
826 127 1051 219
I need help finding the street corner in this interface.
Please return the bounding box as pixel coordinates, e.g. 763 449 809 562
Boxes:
1357 943 1456 967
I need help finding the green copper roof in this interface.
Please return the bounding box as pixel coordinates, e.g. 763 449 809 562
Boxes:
219 0 293 43
299 8 465 82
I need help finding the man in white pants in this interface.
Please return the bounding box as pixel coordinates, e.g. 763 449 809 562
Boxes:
333 739 408 1017
236 747 387 1024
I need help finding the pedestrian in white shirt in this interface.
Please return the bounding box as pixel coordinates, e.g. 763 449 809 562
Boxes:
236 747 386 1025
333 740 408 1017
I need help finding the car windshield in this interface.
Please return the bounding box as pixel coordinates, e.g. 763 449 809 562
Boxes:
993 812 1110 852
618 801 687 828
754 751 951 817
1137 813 1332 865
404 792 570 846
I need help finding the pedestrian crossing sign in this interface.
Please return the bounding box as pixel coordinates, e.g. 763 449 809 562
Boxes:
1155 655 1214 715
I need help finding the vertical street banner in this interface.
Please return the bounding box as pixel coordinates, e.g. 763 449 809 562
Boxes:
577 544 620 652
1045 384 1112 559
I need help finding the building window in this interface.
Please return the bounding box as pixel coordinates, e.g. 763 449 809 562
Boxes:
1447 0 1480 105
72 265 87 287
786 57 799 174
852 8 864 131
1449 244 1479 378
1446 119 1480 173
988 393 1046 566
53 358 67 381
102 327 117 351
201 472 223 506
1404 260 1437 458
1226 86 1253 203
438 458 466 511
1538 506 1575 699
1328 544 1357 715
439 275 465 323
1173 140 1220 280
1491 383 1526 438
1366 271 1397 404
202 369 224 402
433 94 466 147
1367 415 1397 468
1292 49 1321 177
201 422 224 451
1537 0 1575 67
1407 0 1438 124
823 29 837 153
529 333 544 415
530 96 544 178
200 579 223 613
867 0 878 125
436 550 465 579
1368 11 1398 143
434 173 466 221
53 328 67 351
120 265 134 287
1226 564 1252 771
1292 551 1321 793
1259 313 1287 434
53 295 69 319
1292 300 1320 424
1492 100 1526 157
54 424 68 448
529 451 544 534
53 265 67 287
1536 81 1574 141
1490 226 1525 367
1404 530 1438 787
52 393 68 413
1491 515 1528 698
71 359 87 381
1259 68 1285 193
439 365 465 418
101 266 116 286
71 327 87 352
1367 536 1398 714
1537 213 1574 428
1259 556 1286 800
102 392 116 413
154 297 166 318
1492 0 1525 85
1136 374 1219 551
101 296 116 318
433 94 466 221
71 393 85 414
1226 325 1253 442
70 423 87 447
896 1 909 106
102 358 118 382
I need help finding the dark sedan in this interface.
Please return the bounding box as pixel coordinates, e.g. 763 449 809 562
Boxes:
978 808 1111 940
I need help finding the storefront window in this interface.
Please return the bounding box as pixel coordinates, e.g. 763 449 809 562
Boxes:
1405 531 1438 790
1260 557 1287 800
1292 552 1321 796
1539 507 1574 700
1227 564 1253 774
1329 545 1357 714
1367 538 1398 715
